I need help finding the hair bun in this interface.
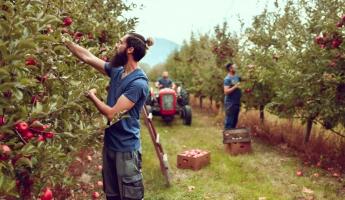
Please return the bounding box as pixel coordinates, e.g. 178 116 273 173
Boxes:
145 37 154 47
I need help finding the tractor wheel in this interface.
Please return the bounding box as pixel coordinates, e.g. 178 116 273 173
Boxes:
177 88 189 106
182 105 192 125
180 88 189 105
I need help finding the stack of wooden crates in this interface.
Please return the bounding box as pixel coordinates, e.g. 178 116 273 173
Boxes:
223 128 252 155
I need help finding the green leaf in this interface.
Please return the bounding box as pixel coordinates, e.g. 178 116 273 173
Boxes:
25 17 39 24
16 39 36 50
32 102 43 113
21 144 37 155
79 121 84 130
0 41 9 56
63 120 73 132
5 179 16 193
15 157 33 168
19 78 37 87
70 80 81 86
62 132 77 138
0 174 4 188
0 82 20 91
53 45 68 53
40 15 62 26
34 35 57 43
0 68 10 76
12 89 23 100
69 102 84 111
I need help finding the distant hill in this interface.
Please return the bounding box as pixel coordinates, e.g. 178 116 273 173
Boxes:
140 38 180 67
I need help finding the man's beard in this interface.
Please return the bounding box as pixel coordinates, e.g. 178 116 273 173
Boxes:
109 49 128 68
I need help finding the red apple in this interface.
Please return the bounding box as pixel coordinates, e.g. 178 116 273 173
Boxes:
98 31 108 43
96 181 103 187
296 170 303 177
315 36 324 44
245 88 252 94
0 115 5 126
25 57 37 66
332 38 342 48
316 161 321 167
44 132 54 139
31 95 39 105
332 172 340 177
1 145 11 155
63 17 73 26
16 122 29 133
16 179 21 187
40 187 53 200
11 155 21 165
36 74 49 83
37 135 45 142
92 191 100 199
97 165 102 171
3 90 12 98
336 21 343 28
88 32 94 40
24 131 34 140
30 120 48 131
74 32 83 42
74 32 83 37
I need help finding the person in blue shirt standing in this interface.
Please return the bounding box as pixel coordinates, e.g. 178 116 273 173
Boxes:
64 33 153 200
223 63 242 130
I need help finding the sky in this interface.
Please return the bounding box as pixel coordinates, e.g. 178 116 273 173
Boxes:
124 0 278 45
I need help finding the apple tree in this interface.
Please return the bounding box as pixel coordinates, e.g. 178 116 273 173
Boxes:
0 0 136 198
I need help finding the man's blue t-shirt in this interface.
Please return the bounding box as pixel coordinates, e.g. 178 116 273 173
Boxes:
104 62 148 152
224 74 242 106
158 78 173 88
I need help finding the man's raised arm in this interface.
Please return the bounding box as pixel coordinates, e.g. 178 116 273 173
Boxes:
64 41 107 76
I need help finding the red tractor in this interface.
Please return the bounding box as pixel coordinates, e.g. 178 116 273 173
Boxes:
146 84 192 125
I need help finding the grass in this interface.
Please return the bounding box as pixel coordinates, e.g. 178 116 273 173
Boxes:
141 109 345 200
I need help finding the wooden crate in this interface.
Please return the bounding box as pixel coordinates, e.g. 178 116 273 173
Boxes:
223 128 251 144
224 142 252 155
177 149 210 170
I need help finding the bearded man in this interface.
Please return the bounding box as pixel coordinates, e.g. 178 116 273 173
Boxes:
64 33 153 200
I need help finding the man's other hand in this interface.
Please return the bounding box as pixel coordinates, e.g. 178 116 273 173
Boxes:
85 88 97 98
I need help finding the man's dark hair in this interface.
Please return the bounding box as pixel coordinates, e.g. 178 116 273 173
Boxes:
225 63 233 71
125 33 154 62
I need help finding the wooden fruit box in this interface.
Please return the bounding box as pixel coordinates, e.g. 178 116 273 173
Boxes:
223 128 251 144
177 149 210 170
224 142 252 155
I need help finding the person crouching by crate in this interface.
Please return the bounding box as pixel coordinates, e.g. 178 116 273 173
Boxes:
223 63 242 129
